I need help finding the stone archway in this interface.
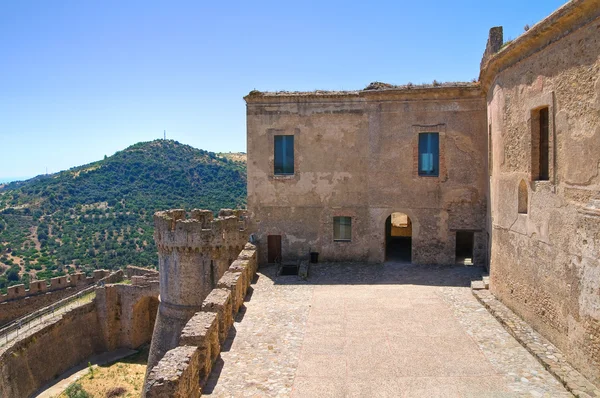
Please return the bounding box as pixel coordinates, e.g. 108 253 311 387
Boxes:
385 212 412 263
130 296 159 349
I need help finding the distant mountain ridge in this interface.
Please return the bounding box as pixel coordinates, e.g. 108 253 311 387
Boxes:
0 140 247 292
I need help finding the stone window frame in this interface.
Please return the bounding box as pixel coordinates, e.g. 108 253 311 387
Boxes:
526 92 555 185
267 128 300 181
412 124 447 179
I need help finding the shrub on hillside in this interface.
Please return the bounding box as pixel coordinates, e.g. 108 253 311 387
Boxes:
65 382 90 398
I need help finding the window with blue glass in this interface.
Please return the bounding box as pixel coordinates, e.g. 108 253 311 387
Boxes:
274 135 294 175
418 133 439 177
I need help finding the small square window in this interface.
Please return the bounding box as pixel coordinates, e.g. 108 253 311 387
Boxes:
274 135 294 175
333 216 351 241
418 133 439 177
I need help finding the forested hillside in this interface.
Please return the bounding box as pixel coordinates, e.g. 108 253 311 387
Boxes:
0 140 246 292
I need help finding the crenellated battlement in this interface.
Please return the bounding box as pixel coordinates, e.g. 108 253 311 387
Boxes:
153 208 248 252
0 269 108 304
145 208 250 378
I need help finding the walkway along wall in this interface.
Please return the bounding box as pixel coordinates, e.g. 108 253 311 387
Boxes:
481 0 600 385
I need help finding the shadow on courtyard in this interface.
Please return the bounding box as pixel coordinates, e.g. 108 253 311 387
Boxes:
263 261 486 288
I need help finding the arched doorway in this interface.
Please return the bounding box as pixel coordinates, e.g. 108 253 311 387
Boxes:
385 213 412 262
130 296 159 348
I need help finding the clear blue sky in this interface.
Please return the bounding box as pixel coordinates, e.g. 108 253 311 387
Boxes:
0 0 567 181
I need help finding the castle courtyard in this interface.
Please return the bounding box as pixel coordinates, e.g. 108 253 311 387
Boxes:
203 263 570 397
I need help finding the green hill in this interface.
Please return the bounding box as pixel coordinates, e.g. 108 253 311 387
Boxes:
0 140 247 292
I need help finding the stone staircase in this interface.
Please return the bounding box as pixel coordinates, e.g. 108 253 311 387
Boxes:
470 274 489 291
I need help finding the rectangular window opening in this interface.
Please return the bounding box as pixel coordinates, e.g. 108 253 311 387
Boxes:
418 133 440 177
274 135 294 175
333 216 352 241
488 124 493 176
532 107 550 181
539 108 549 180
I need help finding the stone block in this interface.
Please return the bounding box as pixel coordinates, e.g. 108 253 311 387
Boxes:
217 271 245 314
7 284 26 298
201 288 233 344
180 311 219 384
471 280 486 290
144 346 201 398
180 311 219 351
229 259 251 289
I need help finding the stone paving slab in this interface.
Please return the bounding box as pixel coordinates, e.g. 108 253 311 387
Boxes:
473 289 600 398
204 262 571 397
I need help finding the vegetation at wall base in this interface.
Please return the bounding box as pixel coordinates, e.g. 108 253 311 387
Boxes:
0 140 246 293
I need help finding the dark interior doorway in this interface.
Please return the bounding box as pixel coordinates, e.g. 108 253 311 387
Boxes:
385 213 412 263
455 231 474 265
267 235 282 263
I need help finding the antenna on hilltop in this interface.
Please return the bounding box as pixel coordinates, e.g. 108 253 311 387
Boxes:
164 130 166 140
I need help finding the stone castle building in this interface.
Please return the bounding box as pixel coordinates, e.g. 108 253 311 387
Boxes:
245 0 600 385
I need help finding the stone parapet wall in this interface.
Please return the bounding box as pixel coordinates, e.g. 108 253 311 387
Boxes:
126 265 159 279
0 302 106 398
0 269 108 304
0 270 118 327
144 243 257 397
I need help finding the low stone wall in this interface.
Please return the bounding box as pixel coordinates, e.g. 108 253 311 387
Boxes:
0 271 156 398
0 269 108 303
96 278 160 351
144 243 257 397
126 265 159 279
0 270 119 327
0 302 106 398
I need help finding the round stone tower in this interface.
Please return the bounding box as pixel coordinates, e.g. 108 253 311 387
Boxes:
145 208 248 376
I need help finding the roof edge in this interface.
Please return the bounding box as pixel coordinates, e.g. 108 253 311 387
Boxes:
479 0 600 91
244 83 481 103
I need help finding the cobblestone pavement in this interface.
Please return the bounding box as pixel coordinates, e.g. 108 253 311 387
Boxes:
204 262 571 397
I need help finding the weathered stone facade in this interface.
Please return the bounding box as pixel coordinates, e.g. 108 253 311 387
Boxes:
145 209 248 382
246 86 488 266
245 0 600 388
481 0 600 386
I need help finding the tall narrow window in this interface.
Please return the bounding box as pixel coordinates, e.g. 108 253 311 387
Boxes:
333 216 351 241
532 107 549 181
418 133 439 176
518 180 528 214
488 124 493 176
539 108 549 180
274 135 294 175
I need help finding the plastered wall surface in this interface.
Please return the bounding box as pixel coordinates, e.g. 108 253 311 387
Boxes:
246 88 488 265
483 4 600 385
